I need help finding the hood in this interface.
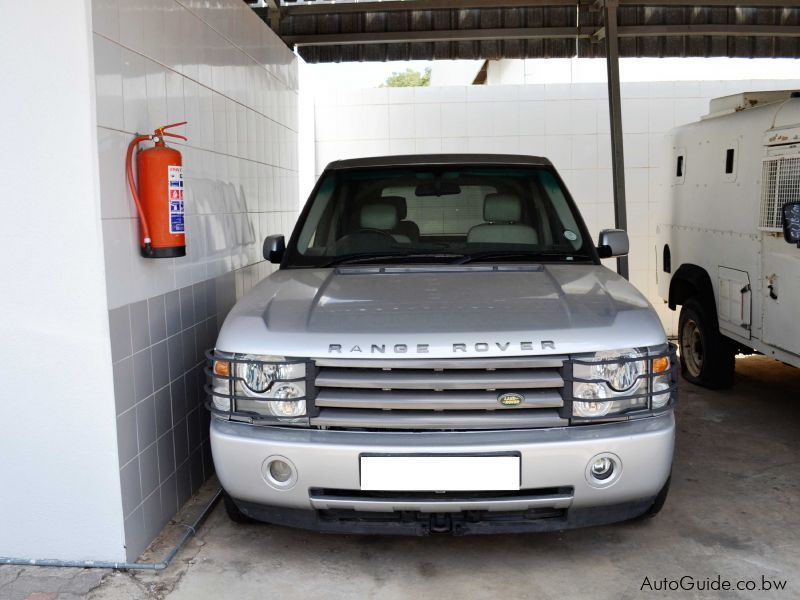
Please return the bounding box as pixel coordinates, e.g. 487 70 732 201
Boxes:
217 264 667 358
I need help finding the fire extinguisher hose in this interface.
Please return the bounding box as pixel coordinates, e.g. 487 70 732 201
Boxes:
126 134 154 253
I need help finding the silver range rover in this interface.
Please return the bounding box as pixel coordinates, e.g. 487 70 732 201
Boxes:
207 154 677 535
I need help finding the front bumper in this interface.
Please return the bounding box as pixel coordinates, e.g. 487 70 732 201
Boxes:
211 411 675 533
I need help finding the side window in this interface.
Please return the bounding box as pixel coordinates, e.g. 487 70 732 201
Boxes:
724 140 738 182
674 148 686 185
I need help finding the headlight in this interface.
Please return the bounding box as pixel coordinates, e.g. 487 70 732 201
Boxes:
573 348 647 401
208 351 308 422
237 355 306 396
571 347 674 420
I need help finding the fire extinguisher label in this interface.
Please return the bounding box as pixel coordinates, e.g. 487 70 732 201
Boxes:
168 165 184 234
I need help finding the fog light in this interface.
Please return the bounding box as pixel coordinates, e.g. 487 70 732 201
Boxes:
269 460 292 483
585 452 621 487
262 455 297 489
590 457 614 480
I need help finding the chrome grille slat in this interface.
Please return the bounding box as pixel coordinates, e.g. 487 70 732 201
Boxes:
315 389 564 410
310 408 567 430
311 355 566 431
314 356 567 370
315 368 563 390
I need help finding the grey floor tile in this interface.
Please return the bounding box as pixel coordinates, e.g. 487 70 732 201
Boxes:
132 348 154 402
193 280 208 322
170 378 187 426
130 300 151 354
155 385 172 437
173 418 189 466
113 356 135 415
136 395 157 451
119 456 142 518
176 460 191 509
157 429 176 484
167 333 184 382
109 306 132 362
152 339 170 392
124 506 146 562
148 293 167 344
161 474 178 522
179 285 195 330
116 408 138 467
165 290 181 337
142 488 163 543
139 442 159 499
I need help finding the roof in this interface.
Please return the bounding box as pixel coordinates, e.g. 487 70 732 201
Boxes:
252 1 800 63
325 154 553 170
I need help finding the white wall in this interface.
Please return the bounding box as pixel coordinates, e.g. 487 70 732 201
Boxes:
313 77 800 334
92 0 300 560
0 2 125 561
94 0 300 310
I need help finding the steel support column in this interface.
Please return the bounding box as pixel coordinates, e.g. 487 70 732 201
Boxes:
603 0 629 279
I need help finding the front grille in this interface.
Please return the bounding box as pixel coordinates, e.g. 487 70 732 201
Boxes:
309 356 568 431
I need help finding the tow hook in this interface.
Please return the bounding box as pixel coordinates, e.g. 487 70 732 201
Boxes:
429 513 452 533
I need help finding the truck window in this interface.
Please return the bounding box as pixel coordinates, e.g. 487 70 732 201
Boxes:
725 149 735 174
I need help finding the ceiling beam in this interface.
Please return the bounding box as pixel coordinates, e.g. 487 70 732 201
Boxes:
279 0 800 16
285 27 595 47
285 24 800 46
281 0 580 16
618 24 800 37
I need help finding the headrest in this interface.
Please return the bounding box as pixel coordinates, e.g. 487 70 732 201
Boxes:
360 202 399 230
484 193 521 223
380 196 407 220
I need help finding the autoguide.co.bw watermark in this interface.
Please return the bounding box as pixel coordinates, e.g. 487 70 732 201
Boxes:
640 574 787 593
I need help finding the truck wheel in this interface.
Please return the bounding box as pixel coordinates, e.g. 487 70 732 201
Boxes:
678 299 734 389
223 491 256 524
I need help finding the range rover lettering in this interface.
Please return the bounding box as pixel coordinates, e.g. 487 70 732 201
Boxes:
207 154 677 535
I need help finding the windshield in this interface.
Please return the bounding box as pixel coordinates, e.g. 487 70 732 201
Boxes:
285 165 595 267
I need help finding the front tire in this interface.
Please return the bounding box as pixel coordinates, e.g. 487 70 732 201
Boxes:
678 298 735 389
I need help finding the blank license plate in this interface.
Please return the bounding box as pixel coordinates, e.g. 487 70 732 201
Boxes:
360 456 520 491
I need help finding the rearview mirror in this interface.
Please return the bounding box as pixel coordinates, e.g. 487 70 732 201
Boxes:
782 201 800 246
415 181 461 197
263 234 285 263
597 229 629 258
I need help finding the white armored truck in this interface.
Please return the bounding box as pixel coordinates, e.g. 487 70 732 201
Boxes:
657 91 800 388
207 155 678 535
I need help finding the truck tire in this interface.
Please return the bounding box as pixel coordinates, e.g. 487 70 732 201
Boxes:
223 491 256 524
678 298 735 389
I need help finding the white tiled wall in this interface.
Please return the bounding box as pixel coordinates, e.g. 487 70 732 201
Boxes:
93 0 299 310
313 79 800 334
91 0 300 560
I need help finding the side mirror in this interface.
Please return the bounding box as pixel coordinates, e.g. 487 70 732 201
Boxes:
597 229 629 258
263 234 285 263
782 201 800 247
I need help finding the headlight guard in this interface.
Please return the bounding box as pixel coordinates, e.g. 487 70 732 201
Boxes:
205 350 315 426
562 343 677 423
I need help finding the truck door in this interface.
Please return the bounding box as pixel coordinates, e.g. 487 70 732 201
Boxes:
718 267 752 340
762 237 800 357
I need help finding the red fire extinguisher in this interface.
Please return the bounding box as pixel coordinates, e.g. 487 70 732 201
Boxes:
126 122 187 258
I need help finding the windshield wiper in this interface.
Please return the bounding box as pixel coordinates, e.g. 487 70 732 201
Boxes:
452 251 588 265
322 253 465 267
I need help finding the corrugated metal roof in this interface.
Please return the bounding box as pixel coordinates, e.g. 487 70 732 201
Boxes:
249 1 800 62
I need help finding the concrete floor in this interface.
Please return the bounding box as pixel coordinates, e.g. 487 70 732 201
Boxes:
3 355 799 599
